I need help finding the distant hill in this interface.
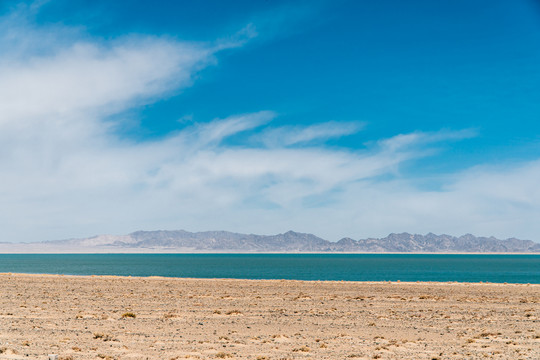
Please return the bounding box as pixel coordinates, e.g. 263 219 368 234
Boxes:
0 230 539 253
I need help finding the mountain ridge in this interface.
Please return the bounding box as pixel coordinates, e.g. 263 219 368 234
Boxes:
0 230 538 253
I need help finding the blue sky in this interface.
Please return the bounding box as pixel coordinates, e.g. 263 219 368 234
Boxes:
1 0 540 242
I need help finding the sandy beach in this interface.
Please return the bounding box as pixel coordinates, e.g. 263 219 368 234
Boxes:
0 274 538 359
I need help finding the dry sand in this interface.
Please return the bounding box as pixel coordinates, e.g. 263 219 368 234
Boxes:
0 274 538 360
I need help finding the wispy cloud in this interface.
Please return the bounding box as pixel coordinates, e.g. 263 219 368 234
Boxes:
243 1 327 43
256 121 363 147
377 128 477 152
188 111 276 149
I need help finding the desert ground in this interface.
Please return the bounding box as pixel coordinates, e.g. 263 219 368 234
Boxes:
0 274 538 360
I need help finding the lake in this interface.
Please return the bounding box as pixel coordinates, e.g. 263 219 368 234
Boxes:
0 254 538 283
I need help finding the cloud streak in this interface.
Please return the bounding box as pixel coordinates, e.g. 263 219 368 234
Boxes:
256 121 363 147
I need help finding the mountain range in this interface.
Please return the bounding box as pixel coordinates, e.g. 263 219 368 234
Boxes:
0 230 539 253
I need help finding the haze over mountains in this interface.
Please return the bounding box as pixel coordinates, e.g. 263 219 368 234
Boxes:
0 230 539 253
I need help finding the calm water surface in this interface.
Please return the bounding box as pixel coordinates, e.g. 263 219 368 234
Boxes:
0 254 538 283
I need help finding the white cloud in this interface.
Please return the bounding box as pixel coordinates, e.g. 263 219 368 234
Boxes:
1 6 539 243
256 121 363 147
377 128 477 152
188 111 276 149
337 160 540 241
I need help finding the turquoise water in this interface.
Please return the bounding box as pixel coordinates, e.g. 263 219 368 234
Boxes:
0 254 538 283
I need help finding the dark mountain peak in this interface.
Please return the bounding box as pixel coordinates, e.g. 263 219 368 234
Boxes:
388 232 413 237
337 237 356 244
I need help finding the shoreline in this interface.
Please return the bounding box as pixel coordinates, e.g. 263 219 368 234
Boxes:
1 272 539 286
0 250 539 254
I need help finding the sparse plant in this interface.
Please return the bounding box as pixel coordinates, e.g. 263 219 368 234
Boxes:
93 332 115 341
215 352 232 358
225 309 242 315
0 348 18 355
97 355 116 360
108 358 116 360
121 312 136 318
